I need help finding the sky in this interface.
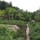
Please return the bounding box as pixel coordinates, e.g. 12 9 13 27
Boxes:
2 0 40 12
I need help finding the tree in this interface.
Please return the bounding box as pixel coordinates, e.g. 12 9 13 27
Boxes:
0 1 11 10
4 7 16 20
34 13 40 21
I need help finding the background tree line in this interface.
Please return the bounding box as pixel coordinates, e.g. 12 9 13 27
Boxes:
0 1 40 22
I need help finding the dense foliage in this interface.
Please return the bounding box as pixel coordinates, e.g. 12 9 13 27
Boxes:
0 1 40 40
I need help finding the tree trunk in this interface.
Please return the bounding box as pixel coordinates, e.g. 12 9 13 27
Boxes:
25 23 30 40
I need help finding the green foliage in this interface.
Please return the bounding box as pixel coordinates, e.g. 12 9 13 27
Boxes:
0 1 11 10
0 27 13 40
0 24 25 40
0 1 40 40
34 14 40 21
0 10 5 16
30 22 40 40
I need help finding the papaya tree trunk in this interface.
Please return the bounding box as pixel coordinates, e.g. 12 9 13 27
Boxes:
25 22 30 40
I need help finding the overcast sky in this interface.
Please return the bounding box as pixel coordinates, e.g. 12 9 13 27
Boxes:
3 0 40 12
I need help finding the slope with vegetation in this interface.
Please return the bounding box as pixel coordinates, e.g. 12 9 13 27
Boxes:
0 1 40 40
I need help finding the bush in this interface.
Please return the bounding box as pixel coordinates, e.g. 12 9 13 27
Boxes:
30 22 40 40
0 27 17 40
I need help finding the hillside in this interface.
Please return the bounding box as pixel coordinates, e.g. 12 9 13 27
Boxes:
0 1 40 40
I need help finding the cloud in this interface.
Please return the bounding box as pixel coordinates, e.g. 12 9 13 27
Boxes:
4 0 40 12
